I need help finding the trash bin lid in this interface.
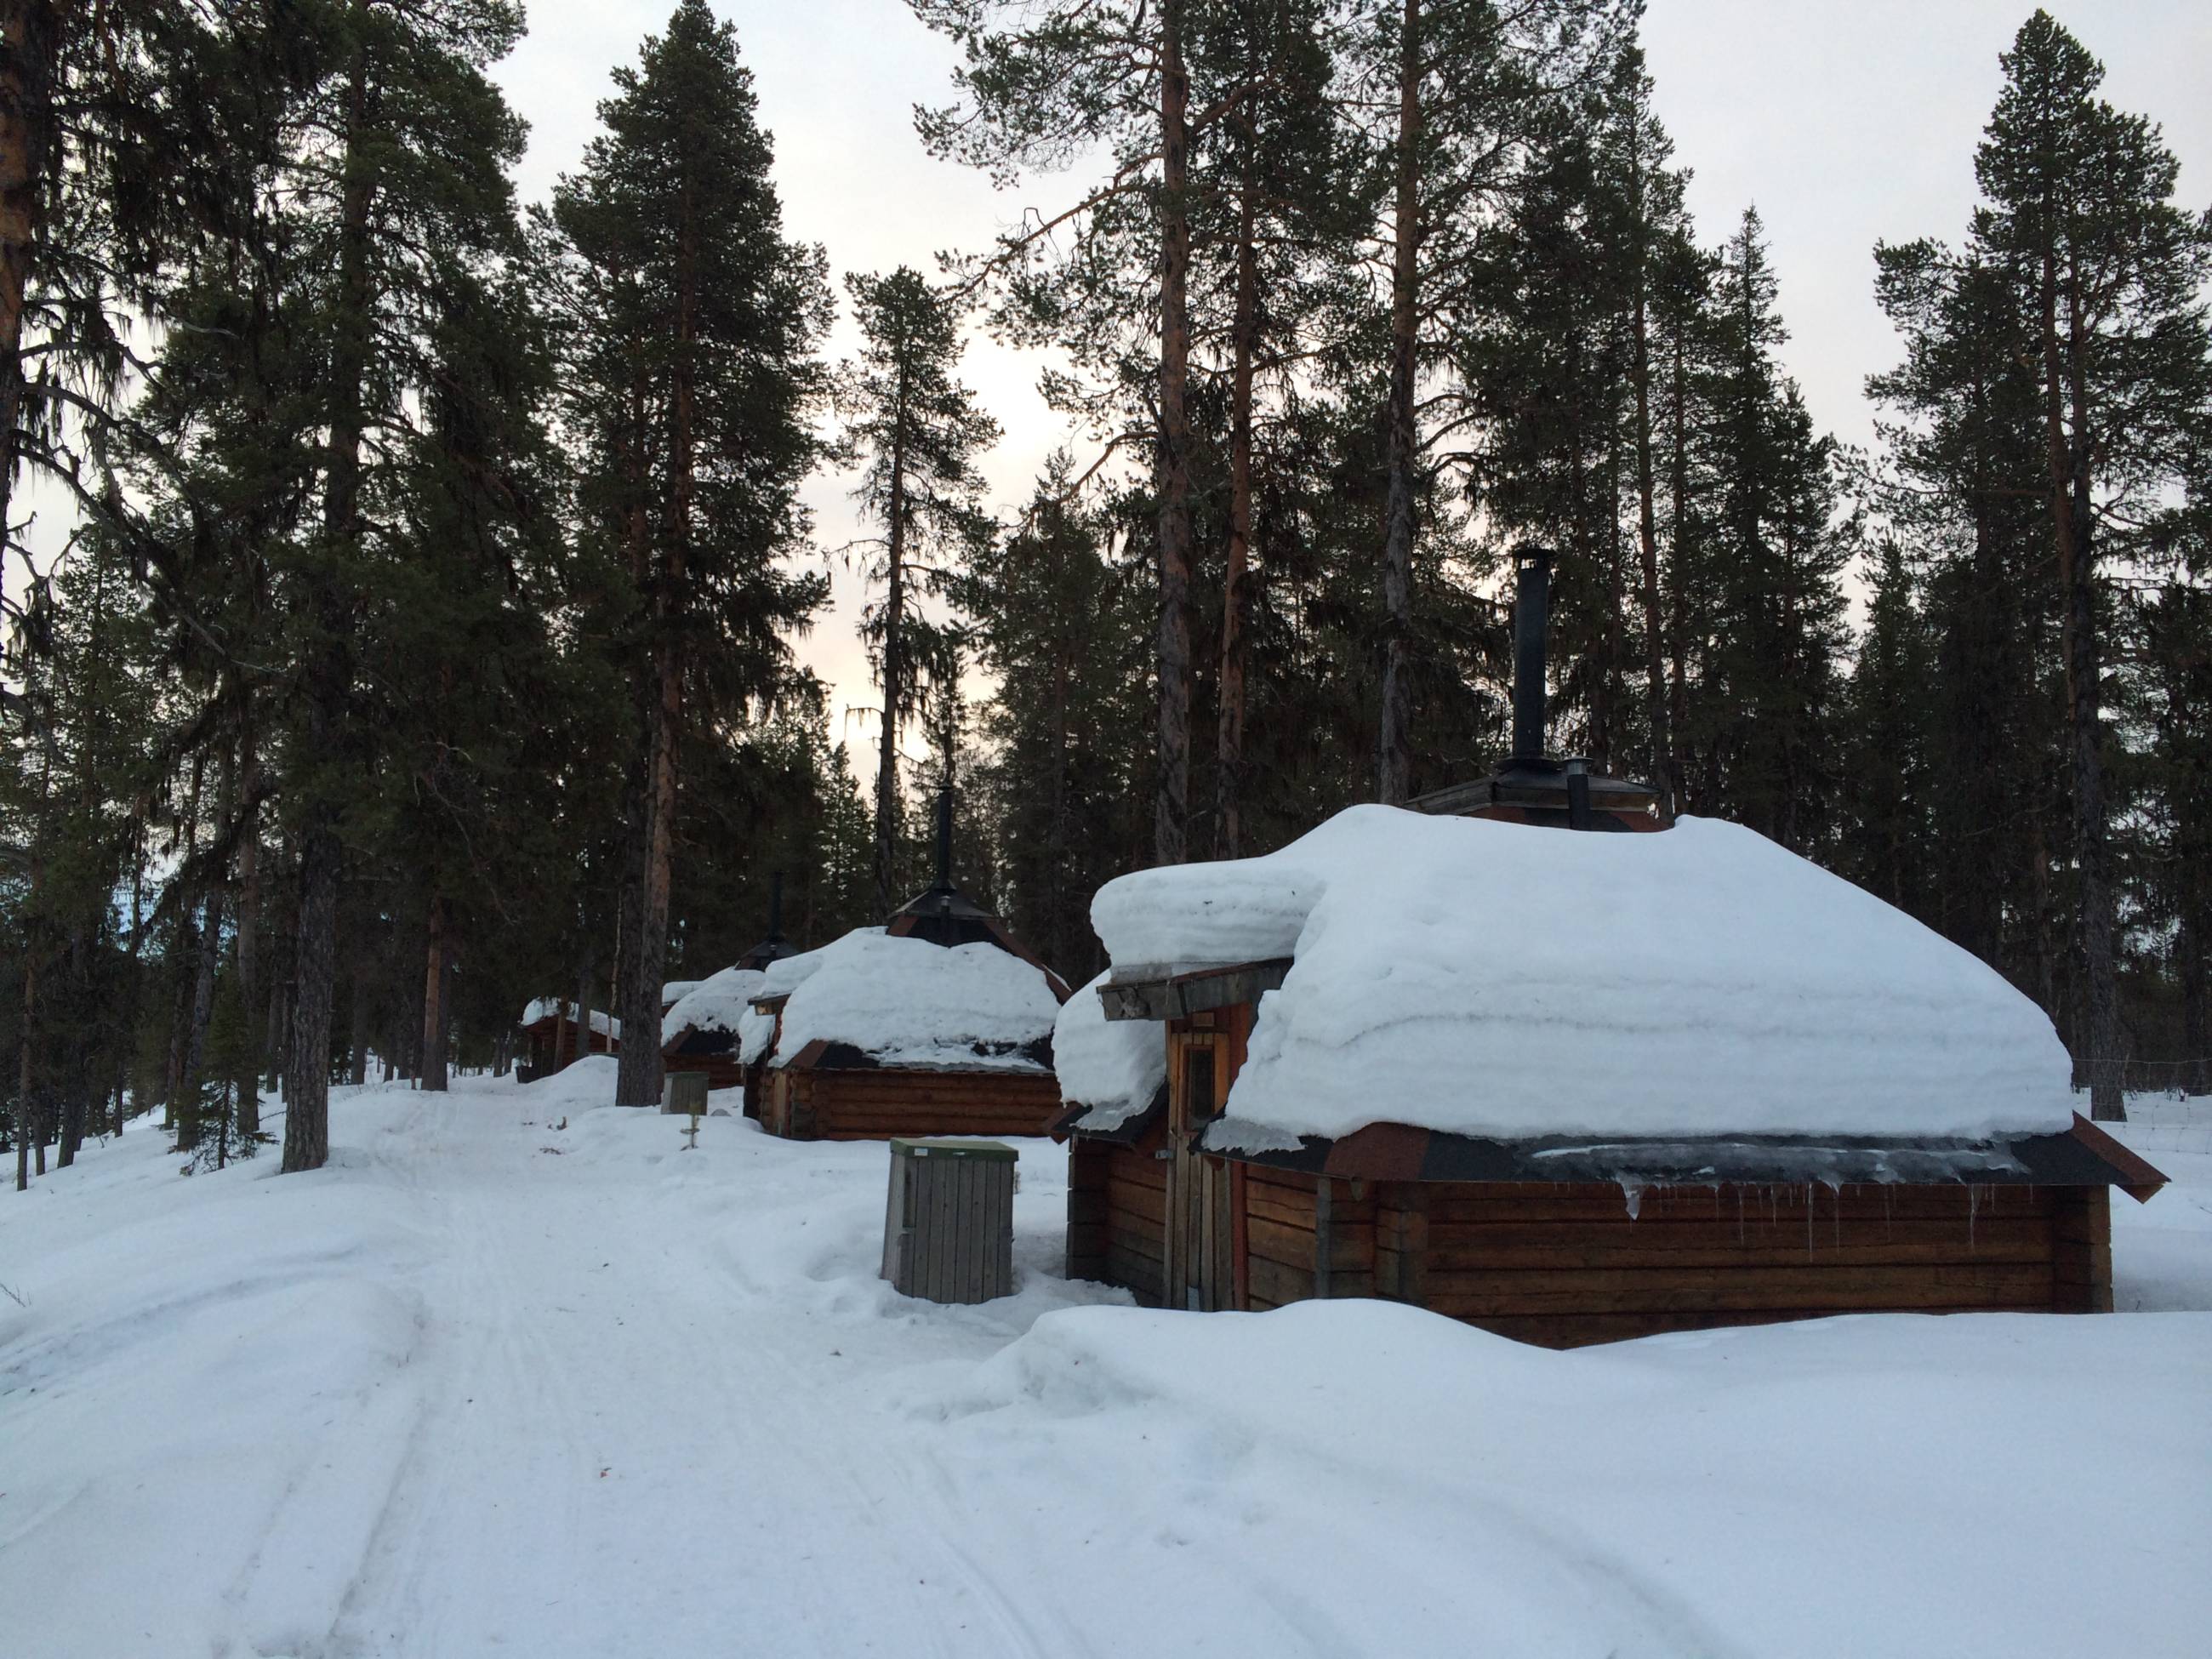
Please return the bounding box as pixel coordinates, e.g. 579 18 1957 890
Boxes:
888 1137 1018 1162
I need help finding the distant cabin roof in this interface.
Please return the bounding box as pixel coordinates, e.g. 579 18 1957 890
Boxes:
1061 805 2077 1149
661 966 768 1056
519 1000 620 1040
761 926 1059 1075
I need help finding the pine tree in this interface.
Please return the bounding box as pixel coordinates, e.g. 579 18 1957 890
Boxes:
834 266 999 916
551 0 830 1107
1967 10 2212 1117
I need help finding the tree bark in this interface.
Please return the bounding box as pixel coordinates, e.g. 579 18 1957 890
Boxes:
2040 238 2124 1120
1376 0 1421 805
874 365 910 915
1215 83 1259 861
419 892 448 1092
14 951 31 1191
236 721 261 1137
0 0 58 548
1153 0 1194 865
1630 180 1668 803
284 26 373 1172
282 824 339 1172
347 974 369 1086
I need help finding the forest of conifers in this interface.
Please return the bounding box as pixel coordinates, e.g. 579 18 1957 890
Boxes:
2 1 2208 1182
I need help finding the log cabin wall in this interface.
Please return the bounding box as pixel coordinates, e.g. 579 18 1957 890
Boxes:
1064 1134 1172 1303
760 1065 1063 1143
1379 1178 2105 1348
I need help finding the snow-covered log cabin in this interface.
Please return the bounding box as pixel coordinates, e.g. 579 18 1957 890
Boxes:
661 881 801 1096
516 1000 619 1081
745 796 1070 1141
1053 552 2166 1346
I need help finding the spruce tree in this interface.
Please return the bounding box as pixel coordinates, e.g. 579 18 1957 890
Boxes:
551 0 830 1107
833 267 998 916
1967 11 2212 1116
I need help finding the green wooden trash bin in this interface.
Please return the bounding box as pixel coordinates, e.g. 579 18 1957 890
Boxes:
881 1138 1017 1304
661 1071 710 1115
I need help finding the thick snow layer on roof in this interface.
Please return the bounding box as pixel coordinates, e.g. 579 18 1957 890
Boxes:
518 1000 620 1040
737 944 831 1064
1088 805 2077 1144
1053 972 1167 1129
660 979 703 1006
771 927 1059 1073
661 967 767 1048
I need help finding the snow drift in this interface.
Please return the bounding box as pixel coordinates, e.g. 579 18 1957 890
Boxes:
1075 805 2076 1143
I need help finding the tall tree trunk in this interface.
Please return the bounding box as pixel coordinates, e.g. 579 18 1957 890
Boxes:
1376 0 1421 805
2042 247 2123 1120
347 974 369 1086
419 893 449 1092
1630 214 1668 802
14 952 31 1191
573 950 594 1069
282 826 339 1171
1153 0 1194 865
0 0 57 546
618 194 699 1109
874 385 909 916
177 888 224 1152
2181 910 2208 1096
1665 323 1691 809
285 29 373 1174
1216 99 1258 861
236 721 260 1138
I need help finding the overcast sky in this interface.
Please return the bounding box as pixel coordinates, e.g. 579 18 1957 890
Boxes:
498 1 2211 755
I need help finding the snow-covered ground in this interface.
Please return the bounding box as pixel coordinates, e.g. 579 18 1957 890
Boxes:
3 1065 2208 1658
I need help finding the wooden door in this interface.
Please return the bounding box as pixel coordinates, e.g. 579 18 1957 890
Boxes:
1166 1029 1229 1310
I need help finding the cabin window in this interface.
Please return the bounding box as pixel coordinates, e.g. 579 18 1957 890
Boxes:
1183 1042 1219 1123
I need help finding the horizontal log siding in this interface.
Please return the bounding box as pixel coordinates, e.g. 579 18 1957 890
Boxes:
786 1069 1063 1143
1412 1180 2083 1348
1093 1142 1167 1306
1067 1137 1110 1285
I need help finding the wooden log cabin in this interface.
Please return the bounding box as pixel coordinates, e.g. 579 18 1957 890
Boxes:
516 999 619 1083
662 881 801 1097
1053 551 2166 1347
750 795 1070 1142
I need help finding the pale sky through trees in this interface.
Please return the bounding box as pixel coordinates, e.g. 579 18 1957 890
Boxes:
497 0 2205 757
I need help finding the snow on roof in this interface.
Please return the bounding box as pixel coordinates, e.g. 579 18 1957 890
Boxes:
1052 971 1166 1129
738 943 832 1064
660 979 704 1006
1081 805 2076 1147
769 926 1059 1073
519 999 621 1040
661 966 767 1048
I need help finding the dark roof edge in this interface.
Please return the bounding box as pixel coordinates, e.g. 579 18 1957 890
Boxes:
1053 1087 1169 1145
1194 1115 2169 1193
1098 958 1294 1022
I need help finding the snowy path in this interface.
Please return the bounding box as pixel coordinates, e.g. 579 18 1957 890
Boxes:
236 1082 1112 1657
4 1066 2210 1658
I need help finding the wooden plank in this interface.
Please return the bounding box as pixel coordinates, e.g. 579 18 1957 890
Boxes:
1246 1216 1320 1270
1417 1182 2051 1227
1246 1253 1314 1308
1420 1262 2055 1318
1417 1220 2057 1272
1314 1177 1334 1300
1230 1160 1250 1311
1243 1183 1319 1229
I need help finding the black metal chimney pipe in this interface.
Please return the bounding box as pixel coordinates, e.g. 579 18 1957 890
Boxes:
767 869 784 943
1511 548 1553 764
934 788 954 890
